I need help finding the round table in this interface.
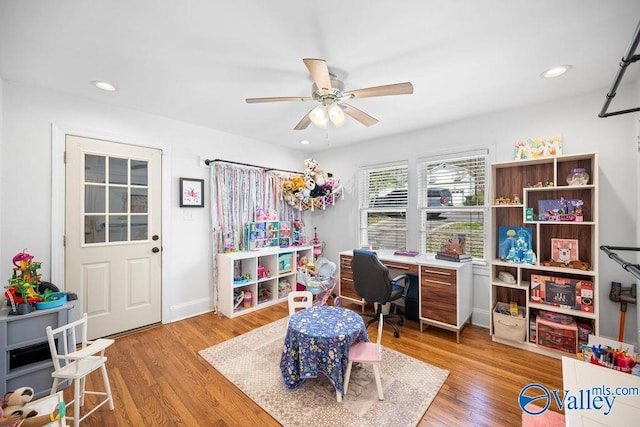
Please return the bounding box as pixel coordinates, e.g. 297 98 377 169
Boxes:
280 305 369 399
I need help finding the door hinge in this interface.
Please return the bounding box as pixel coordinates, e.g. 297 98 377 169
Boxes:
63 235 66 247
63 152 66 163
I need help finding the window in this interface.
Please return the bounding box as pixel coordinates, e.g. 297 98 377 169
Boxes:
418 151 488 260
358 162 408 249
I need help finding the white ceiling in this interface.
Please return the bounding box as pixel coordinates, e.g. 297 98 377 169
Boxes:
1 1 640 152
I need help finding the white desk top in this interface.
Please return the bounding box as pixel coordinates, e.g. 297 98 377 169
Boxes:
340 249 470 270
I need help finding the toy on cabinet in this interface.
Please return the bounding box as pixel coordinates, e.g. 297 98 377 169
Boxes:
246 220 281 250
279 221 292 247
292 218 306 245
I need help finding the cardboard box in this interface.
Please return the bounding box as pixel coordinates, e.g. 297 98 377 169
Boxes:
530 274 593 312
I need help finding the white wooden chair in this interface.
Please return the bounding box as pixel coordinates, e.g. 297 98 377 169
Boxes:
287 290 313 316
343 312 385 400
46 313 115 427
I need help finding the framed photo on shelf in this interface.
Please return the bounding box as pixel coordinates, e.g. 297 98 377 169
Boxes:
179 177 205 207
551 238 579 264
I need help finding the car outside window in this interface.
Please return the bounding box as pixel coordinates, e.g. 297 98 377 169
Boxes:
417 152 488 261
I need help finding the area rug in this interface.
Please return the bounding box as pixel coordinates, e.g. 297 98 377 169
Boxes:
199 317 448 427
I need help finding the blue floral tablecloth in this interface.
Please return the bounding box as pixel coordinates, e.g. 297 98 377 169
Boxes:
280 305 369 397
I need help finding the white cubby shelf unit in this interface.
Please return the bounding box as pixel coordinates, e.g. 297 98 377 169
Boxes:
217 245 313 318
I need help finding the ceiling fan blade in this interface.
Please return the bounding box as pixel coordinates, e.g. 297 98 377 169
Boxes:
303 58 332 93
346 82 414 99
341 103 379 127
294 109 313 130
246 96 313 104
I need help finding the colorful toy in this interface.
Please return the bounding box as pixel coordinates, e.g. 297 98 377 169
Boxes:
5 250 44 312
281 159 343 211
233 291 245 311
243 290 252 308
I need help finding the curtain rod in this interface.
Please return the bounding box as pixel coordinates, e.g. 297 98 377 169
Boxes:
204 158 303 175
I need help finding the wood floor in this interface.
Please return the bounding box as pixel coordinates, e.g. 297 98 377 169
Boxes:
70 302 563 426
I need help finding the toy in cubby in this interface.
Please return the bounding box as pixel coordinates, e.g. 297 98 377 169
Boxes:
278 279 292 298
233 289 246 311
233 273 251 285
257 285 272 304
257 265 271 280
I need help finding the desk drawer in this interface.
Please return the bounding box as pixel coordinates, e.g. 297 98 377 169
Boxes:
420 266 456 285
385 261 419 276
340 277 361 301
420 266 457 325
339 255 353 270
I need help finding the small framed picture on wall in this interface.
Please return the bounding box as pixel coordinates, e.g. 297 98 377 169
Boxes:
180 178 205 207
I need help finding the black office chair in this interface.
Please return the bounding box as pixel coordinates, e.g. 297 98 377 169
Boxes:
350 249 409 338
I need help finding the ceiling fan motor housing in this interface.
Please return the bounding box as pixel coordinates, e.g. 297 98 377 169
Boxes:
312 76 345 102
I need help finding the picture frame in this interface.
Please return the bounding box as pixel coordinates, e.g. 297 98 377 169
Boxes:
513 135 563 160
179 178 205 207
551 238 579 264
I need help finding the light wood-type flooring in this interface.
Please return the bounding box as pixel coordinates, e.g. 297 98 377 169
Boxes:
65 302 563 426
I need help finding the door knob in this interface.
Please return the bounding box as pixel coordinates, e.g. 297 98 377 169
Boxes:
152 247 160 253
152 235 159 241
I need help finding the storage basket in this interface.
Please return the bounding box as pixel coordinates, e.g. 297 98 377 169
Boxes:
493 302 526 343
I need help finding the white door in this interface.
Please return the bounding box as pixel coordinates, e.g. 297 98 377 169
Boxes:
65 135 162 339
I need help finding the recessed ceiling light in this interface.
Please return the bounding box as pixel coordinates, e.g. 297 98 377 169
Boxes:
299 140 310 145
541 65 572 79
91 80 118 91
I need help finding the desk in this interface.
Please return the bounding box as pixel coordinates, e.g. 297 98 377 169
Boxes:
280 306 369 401
339 249 472 342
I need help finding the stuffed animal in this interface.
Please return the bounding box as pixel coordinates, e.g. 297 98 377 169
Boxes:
2 386 38 419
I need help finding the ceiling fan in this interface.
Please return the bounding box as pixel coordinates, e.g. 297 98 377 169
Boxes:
245 58 414 130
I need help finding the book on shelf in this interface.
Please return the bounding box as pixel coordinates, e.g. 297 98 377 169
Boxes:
435 251 472 262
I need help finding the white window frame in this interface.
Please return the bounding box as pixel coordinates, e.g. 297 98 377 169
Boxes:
417 149 489 262
358 162 409 250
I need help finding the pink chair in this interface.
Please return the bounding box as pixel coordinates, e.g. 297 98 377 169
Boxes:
343 312 385 400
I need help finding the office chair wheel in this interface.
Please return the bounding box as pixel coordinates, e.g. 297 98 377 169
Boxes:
394 330 400 338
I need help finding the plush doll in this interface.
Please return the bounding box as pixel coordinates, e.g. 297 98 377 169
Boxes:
2 386 38 419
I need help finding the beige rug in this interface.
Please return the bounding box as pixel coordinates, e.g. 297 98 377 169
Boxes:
199 317 448 427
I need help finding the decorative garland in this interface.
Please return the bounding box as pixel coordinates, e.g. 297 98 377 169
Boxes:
282 158 343 211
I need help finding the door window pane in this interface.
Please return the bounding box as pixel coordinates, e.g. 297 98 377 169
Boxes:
131 160 148 186
108 215 128 242
131 215 148 241
85 186 105 213
109 187 128 213
84 215 105 244
109 157 128 184
85 155 106 183
130 188 148 213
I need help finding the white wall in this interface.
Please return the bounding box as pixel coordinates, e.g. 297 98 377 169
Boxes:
2 78 639 345
313 85 639 345
0 80 308 322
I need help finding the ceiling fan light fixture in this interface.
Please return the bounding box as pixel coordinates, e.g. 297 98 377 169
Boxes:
309 105 329 128
327 102 346 127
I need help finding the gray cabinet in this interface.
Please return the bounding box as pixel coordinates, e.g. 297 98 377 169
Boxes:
0 303 74 398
